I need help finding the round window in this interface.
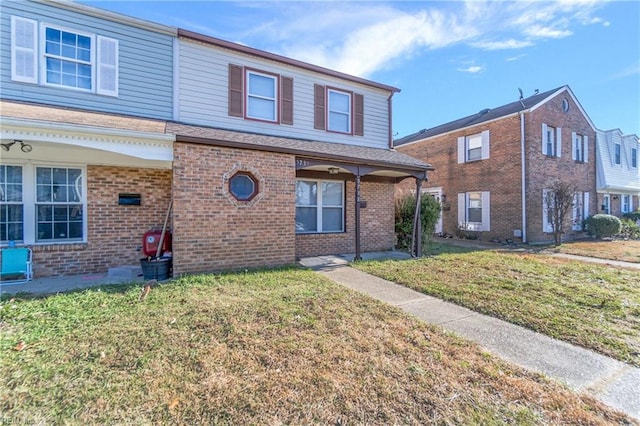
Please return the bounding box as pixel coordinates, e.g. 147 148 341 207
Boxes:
229 172 258 201
562 98 570 112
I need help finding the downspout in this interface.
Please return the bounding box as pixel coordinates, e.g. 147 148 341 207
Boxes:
388 93 394 149
354 172 362 261
519 111 527 243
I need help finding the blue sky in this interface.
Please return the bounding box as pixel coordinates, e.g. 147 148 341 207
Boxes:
84 0 639 139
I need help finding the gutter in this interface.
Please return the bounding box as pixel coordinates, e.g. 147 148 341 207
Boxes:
519 111 527 243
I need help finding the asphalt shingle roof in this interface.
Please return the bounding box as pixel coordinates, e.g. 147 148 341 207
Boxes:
395 86 565 147
168 121 433 172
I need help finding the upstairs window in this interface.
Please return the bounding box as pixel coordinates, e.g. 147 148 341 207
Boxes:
314 84 364 136
572 132 588 162
246 70 277 122
228 64 293 125
457 130 490 163
327 89 351 133
632 147 637 169
614 142 621 165
542 123 561 157
10 16 118 96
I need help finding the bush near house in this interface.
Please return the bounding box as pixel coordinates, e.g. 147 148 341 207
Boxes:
623 211 640 222
395 192 441 252
584 214 622 239
618 218 640 240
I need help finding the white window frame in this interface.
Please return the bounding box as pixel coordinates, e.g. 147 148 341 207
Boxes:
295 179 344 234
0 164 24 243
614 142 622 165
457 191 490 232
622 194 632 213
602 194 610 214
572 132 588 163
327 89 352 134
542 124 562 157
245 69 278 122
0 161 87 246
632 147 638 169
572 191 589 231
41 23 95 92
457 130 490 163
10 16 118 96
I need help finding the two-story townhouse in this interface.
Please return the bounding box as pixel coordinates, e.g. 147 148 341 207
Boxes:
1 0 176 277
595 129 640 216
1 0 431 280
395 86 597 244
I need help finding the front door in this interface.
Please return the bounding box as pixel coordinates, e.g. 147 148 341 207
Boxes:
423 187 443 235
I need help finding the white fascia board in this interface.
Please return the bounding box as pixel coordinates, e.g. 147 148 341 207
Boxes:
0 117 174 161
529 86 597 131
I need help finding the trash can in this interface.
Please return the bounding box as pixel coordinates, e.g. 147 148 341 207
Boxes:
140 257 171 281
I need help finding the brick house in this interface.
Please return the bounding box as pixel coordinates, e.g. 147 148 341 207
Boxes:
595 129 639 216
1 0 431 279
395 86 597 244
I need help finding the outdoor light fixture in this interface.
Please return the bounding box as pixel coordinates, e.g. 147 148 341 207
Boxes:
328 167 339 175
0 140 32 152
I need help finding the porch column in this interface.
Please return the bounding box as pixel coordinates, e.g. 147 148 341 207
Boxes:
354 173 362 261
412 177 423 257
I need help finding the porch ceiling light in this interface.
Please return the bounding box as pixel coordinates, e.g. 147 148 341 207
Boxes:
328 167 340 175
1 140 32 152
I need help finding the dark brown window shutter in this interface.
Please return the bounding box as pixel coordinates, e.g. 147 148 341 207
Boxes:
354 93 364 136
228 64 243 117
314 84 326 130
281 77 294 125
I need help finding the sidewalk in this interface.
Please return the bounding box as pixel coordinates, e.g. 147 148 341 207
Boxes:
300 253 640 421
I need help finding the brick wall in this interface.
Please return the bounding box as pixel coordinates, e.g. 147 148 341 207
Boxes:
32 166 172 277
172 143 296 275
524 94 597 242
397 115 523 241
397 92 598 244
295 178 396 258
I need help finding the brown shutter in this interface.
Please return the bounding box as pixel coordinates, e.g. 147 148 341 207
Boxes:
314 84 326 130
281 76 294 125
354 93 364 136
228 64 243 117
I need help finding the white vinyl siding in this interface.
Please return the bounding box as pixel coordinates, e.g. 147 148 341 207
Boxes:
10 16 38 83
457 130 490 163
177 39 391 149
542 123 562 157
457 191 490 232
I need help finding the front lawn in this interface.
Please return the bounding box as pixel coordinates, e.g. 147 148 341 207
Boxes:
546 240 640 263
355 247 640 366
0 269 631 424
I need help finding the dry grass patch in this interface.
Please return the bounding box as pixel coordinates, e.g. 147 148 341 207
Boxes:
545 240 640 263
356 248 640 366
0 268 633 424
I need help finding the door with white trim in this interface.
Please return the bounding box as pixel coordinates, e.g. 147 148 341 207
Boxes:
423 187 443 235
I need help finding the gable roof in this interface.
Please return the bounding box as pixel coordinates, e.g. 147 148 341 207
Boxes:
395 85 595 147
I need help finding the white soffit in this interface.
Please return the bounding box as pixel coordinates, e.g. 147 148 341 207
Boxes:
0 117 174 162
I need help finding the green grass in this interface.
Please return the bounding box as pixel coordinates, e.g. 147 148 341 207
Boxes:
0 268 632 424
355 244 640 366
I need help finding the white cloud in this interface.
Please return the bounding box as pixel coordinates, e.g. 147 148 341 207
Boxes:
457 65 483 73
227 0 607 78
472 39 534 50
611 62 640 80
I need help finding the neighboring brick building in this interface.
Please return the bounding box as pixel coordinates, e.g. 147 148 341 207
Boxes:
396 86 597 244
1 1 431 281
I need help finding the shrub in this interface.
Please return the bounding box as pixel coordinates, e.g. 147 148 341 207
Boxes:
584 214 622 238
395 192 441 252
622 210 640 223
618 218 640 240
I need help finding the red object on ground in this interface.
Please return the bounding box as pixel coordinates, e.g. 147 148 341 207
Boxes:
142 230 172 257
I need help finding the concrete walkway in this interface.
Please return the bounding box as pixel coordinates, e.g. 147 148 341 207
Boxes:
300 253 640 421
